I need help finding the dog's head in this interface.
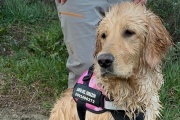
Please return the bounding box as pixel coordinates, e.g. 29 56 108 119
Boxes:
94 2 172 79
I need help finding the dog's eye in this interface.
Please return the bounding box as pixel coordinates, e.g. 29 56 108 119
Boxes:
101 33 106 39
124 30 135 37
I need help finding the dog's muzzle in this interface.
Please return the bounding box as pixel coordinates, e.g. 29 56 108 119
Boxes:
97 53 115 76
97 53 114 68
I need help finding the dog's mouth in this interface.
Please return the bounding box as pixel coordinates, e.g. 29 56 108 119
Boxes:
100 67 131 80
100 67 116 77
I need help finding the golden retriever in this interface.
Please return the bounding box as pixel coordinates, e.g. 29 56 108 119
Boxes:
49 2 172 120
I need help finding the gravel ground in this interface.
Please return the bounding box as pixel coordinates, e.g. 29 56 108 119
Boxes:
0 73 51 120
0 108 48 120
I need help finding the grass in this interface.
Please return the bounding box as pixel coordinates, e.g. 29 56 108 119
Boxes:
0 0 68 103
160 44 180 119
0 0 180 119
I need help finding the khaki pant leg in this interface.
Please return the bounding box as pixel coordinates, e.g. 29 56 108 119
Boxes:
55 0 126 88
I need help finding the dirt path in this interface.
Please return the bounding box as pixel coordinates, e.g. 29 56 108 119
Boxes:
0 108 48 120
0 97 49 120
0 73 51 120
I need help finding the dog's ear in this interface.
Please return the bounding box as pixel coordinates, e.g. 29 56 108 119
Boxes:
93 7 108 58
145 12 172 69
95 6 109 19
94 30 102 58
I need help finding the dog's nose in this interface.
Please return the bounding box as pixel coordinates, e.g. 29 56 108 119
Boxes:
97 53 114 68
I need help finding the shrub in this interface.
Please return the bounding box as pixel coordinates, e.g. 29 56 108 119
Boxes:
147 0 180 43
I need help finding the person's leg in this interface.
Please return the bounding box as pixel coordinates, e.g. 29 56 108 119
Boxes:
55 0 126 88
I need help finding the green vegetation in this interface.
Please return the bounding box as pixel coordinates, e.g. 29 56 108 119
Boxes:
0 0 68 100
0 0 179 119
147 0 180 43
160 45 180 119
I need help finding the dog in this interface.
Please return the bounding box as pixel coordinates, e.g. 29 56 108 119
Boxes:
49 2 172 120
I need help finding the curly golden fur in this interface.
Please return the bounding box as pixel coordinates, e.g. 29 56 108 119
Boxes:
49 2 172 120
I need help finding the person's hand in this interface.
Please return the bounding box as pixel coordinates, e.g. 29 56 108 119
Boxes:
57 0 67 4
133 0 146 5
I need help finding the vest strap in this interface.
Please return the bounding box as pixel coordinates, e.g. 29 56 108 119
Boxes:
104 100 123 110
110 110 144 120
77 100 86 120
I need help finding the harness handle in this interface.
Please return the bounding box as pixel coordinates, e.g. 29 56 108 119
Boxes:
77 65 94 120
